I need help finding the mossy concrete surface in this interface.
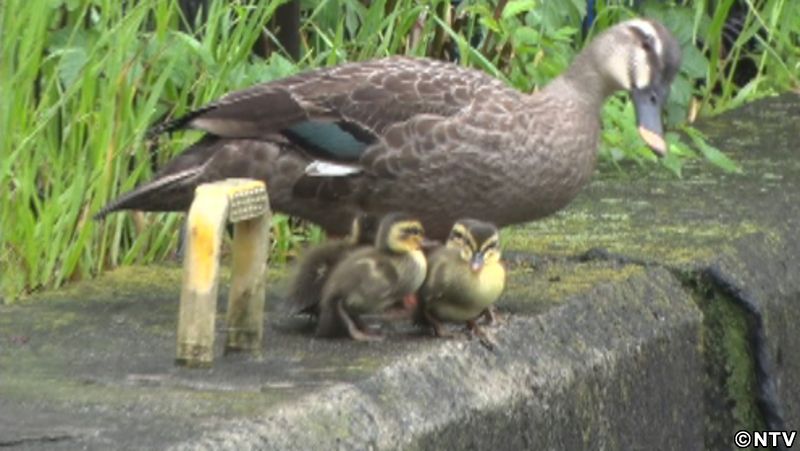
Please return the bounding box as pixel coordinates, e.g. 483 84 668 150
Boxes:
1 93 798 450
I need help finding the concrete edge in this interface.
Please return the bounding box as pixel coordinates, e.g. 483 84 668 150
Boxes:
170 266 704 450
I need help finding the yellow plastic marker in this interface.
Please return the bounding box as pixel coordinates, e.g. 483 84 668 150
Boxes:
176 179 271 367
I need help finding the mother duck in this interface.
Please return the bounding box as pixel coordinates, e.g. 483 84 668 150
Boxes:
96 19 681 239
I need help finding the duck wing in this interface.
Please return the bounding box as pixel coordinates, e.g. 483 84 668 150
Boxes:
93 136 280 218
151 56 512 165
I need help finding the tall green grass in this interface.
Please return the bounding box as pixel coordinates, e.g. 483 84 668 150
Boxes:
1 0 797 301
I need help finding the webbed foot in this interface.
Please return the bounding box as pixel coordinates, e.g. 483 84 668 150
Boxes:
338 300 384 341
467 320 498 351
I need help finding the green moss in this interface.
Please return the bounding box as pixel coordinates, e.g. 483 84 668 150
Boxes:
23 262 289 307
503 209 766 266
502 262 645 315
26 265 184 304
690 277 764 449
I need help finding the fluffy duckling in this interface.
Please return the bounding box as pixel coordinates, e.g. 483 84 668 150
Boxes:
316 213 427 341
418 219 505 340
288 214 378 317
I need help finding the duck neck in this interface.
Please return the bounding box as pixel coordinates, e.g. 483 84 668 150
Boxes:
545 36 624 114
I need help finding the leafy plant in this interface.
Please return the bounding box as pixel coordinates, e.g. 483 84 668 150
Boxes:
1 0 796 301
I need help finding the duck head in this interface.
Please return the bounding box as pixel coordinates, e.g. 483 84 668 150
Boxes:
571 19 682 156
445 219 502 273
377 212 426 254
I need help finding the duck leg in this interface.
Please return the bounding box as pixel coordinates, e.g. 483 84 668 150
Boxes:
337 300 383 341
466 319 497 350
480 306 497 325
379 293 419 321
423 310 457 338
480 306 504 326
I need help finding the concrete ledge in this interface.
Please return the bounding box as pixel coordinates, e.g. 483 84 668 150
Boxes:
1 93 798 449
177 266 701 450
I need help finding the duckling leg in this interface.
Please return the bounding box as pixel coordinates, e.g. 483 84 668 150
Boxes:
337 301 383 341
466 320 497 350
379 293 419 321
480 306 503 326
481 307 496 325
423 310 457 338
402 293 419 311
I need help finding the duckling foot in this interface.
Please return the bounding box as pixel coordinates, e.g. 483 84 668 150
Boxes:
338 302 384 342
480 307 505 327
423 310 458 338
348 327 386 342
480 307 497 325
379 305 415 321
466 320 498 351
402 293 419 311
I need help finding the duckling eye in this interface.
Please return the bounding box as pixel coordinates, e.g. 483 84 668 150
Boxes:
450 230 465 241
482 240 499 252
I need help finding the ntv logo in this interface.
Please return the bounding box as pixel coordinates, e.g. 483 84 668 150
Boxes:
734 430 797 448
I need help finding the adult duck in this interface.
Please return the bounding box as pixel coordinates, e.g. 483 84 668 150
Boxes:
96 18 681 240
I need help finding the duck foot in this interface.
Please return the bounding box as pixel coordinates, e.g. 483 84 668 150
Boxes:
375 293 419 322
349 328 385 342
402 293 419 311
338 301 384 341
479 306 501 326
422 310 459 338
466 320 498 351
481 307 508 329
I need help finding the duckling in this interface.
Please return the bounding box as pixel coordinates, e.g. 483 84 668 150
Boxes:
418 219 505 342
316 213 427 341
288 213 378 317
95 19 681 241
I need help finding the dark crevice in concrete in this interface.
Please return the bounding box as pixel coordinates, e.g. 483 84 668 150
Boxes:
701 264 786 434
536 245 787 446
0 434 76 447
682 270 762 451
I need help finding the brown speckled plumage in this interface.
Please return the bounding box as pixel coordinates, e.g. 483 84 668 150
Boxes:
96 19 681 240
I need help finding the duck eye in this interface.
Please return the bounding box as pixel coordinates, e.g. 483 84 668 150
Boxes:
642 35 655 52
450 230 464 241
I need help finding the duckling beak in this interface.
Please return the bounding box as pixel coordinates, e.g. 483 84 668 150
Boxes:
632 85 668 157
470 253 485 272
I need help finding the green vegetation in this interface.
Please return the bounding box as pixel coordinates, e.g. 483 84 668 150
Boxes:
1 0 798 300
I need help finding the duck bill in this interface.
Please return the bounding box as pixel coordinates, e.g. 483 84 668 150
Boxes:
632 87 668 157
470 253 485 272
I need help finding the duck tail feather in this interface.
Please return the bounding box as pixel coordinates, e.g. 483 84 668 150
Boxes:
93 166 203 220
146 106 215 138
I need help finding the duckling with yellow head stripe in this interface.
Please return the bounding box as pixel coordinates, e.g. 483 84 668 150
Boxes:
317 213 427 341
419 219 506 340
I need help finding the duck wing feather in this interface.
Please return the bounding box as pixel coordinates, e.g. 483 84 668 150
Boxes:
150 56 515 165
